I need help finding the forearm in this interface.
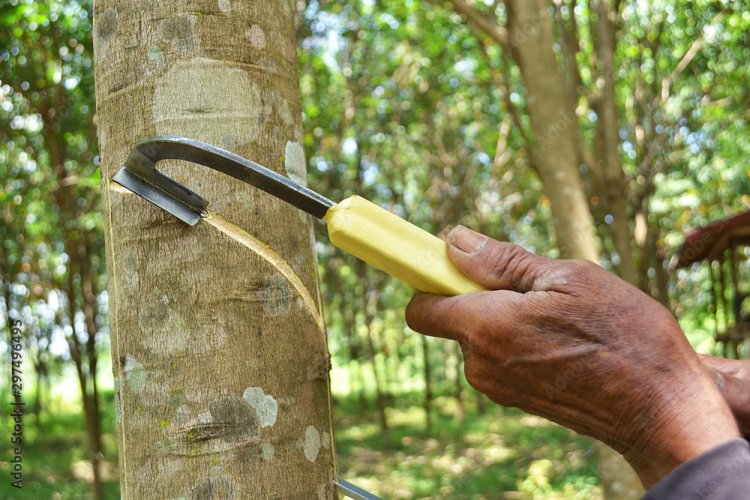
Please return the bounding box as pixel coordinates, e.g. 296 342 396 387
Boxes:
621 363 739 488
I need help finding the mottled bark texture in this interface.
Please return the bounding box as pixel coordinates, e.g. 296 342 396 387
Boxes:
504 0 598 262
93 1 336 498
592 0 639 287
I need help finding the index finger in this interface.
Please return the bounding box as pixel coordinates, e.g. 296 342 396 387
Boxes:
406 292 465 341
405 290 521 342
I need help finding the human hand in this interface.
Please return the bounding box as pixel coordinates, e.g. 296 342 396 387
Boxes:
406 226 739 487
700 354 750 437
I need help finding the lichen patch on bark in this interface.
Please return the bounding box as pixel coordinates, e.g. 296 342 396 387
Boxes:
147 46 166 70
124 355 146 392
97 7 119 38
247 24 266 49
218 0 232 13
94 7 118 60
138 294 171 331
191 475 236 498
303 425 321 463
260 442 275 461
243 387 279 428
157 16 196 55
284 141 307 187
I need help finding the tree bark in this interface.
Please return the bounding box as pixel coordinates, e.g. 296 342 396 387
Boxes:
452 343 465 424
94 1 337 497
592 0 638 285
421 335 433 431
359 266 389 431
503 0 598 261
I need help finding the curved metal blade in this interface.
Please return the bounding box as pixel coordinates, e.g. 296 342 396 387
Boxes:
334 478 381 500
112 136 334 225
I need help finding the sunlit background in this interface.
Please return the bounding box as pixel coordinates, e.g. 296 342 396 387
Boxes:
1 0 749 497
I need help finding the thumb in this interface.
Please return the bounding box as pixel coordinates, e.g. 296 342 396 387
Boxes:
446 226 549 292
702 361 750 437
699 354 750 381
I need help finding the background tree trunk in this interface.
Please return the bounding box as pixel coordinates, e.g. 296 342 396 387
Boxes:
504 0 598 262
94 1 337 497
591 0 639 286
359 266 389 431
421 336 433 431
503 1 643 496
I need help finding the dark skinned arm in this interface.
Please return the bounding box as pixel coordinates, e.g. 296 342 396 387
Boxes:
406 226 740 488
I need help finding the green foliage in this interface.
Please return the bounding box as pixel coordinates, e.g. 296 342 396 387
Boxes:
1 0 102 354
0 389 119 499
335 393 600 498
1 0 748 496
1 1 107 496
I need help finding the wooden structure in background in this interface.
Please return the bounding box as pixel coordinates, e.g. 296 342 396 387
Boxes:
675 210 750 358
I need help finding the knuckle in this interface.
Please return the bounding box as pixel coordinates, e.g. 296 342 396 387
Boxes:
551 259 601 289
483 242 533 287
563 259 597 275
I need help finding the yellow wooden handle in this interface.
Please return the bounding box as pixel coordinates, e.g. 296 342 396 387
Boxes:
323 195 486 296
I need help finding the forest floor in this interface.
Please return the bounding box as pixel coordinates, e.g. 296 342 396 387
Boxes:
0 390 601 499
0 390 121 499
335 393 601 499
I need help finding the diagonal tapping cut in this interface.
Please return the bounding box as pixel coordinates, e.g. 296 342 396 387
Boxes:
109 181 325 333
112 135 484 301
204 211 326 334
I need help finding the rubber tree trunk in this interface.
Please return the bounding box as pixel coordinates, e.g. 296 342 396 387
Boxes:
593 0 639 286
93 1 336 498
504 1 643 497
421 335 433 431
504 0 597 262
359 272 389 431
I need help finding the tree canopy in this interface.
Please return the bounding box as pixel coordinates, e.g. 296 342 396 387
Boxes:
1 0 748 497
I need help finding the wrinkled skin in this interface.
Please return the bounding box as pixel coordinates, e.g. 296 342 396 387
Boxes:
406 226 740 487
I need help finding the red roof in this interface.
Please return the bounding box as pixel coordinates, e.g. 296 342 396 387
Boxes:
675 210 750 267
